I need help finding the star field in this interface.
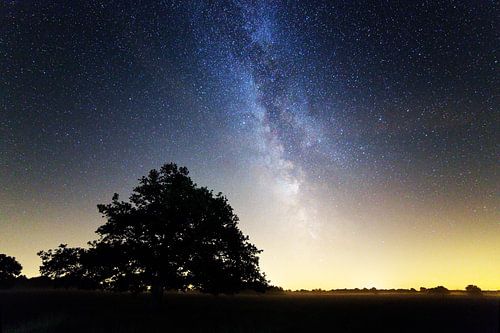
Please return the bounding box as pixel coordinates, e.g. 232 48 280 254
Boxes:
1 1 498 289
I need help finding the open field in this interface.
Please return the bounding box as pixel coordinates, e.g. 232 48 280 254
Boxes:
0 290 498 332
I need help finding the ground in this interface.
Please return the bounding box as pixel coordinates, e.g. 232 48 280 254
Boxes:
0 290 498 332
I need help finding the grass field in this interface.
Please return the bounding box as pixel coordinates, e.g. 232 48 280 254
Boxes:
0 290 498 332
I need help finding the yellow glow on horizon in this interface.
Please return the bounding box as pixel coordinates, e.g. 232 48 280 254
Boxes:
2 182 499 291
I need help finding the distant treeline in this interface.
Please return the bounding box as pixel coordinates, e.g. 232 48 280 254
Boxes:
5 278 495 297
272 285 494 295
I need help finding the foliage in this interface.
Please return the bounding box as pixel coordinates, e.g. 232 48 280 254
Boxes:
427 286 450 294
465 284 482 295
38 163 268 295
0 253 23 289
266 285 285 293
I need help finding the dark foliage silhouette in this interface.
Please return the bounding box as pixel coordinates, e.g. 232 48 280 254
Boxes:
37 244 104 290
0 253 22 289
427 286 450 294
465 284 482 295
38 163 268 299
12 276 53 289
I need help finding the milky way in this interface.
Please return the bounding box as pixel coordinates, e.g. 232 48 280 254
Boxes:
1 1 498 289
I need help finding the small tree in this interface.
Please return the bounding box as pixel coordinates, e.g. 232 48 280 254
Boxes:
465 284 482 295
37 244 116 290
427 286 449 295
39 163 268 301
0 254 22 289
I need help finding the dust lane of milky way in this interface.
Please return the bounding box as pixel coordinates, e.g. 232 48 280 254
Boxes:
0 1 498 289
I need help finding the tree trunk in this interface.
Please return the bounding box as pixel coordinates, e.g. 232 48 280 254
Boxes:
151 283 164 311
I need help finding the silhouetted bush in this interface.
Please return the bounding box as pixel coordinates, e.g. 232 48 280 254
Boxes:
465 285 482 295
266 285 285 294
427 286 449 295
13 276 54 289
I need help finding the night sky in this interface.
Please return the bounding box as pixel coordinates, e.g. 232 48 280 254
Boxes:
1 1 498 289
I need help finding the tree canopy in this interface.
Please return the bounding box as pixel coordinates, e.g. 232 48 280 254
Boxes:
0 253 23 289
38 163 268 296
426 286 450 294
465 284 482 295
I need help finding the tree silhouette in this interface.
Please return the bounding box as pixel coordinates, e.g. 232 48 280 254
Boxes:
38 163 268 300
465 284 482 295
37 244 108 290
427 286 449 295
0 253 22 289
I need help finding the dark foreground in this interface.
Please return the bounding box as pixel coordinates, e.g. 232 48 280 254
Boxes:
0 291 498 333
